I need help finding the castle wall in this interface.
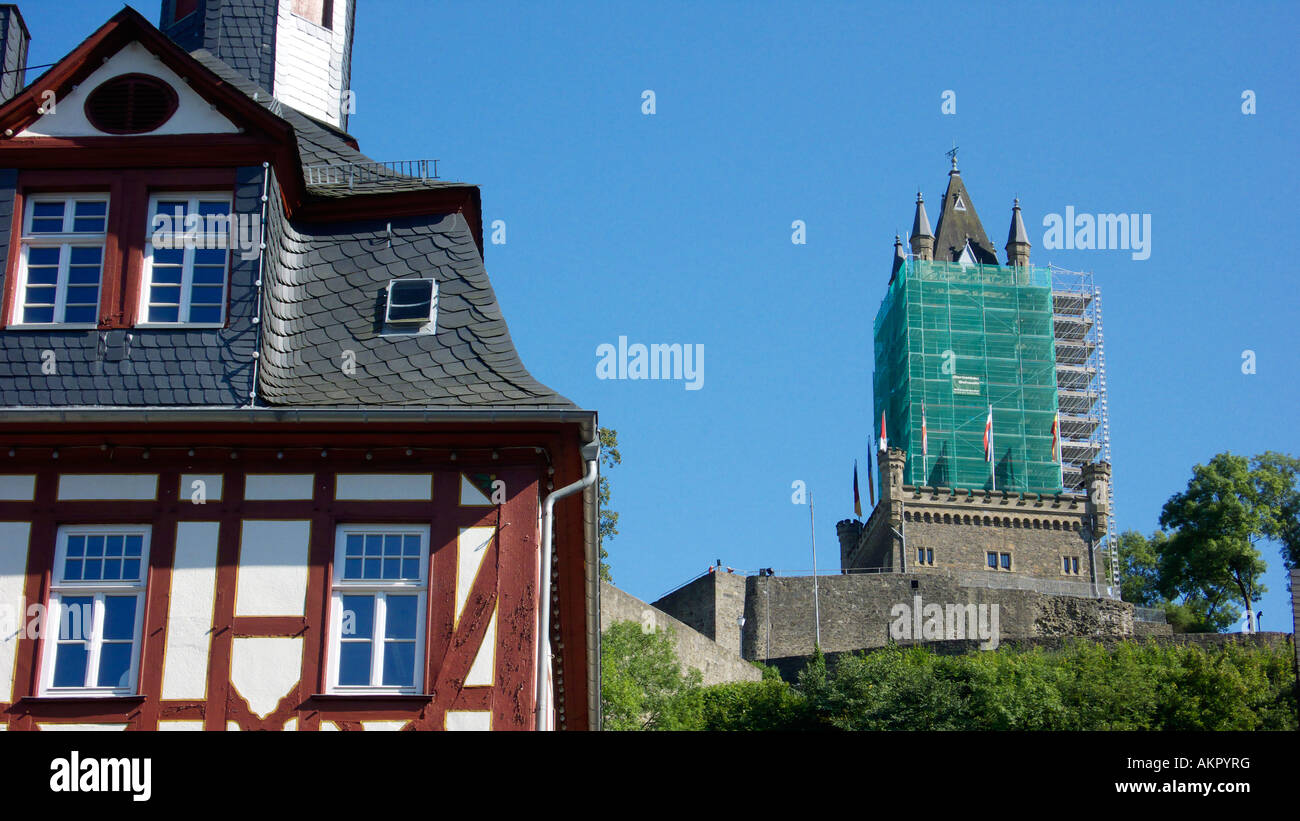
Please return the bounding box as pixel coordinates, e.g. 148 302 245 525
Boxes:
601 582 760 687
741 570 1135 662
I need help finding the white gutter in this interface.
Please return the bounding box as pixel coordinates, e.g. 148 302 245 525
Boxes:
535 438 599 730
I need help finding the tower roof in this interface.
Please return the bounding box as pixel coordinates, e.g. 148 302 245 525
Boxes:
932 159 998 264
911 192 932 238
890 234 906 282
1006 198 1030 247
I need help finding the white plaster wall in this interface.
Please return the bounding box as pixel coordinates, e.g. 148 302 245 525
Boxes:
180 474 223 503
464 608 496 686
335 473 432 501
0 475 35 500
0 521 32 703
230 637 302 719
244 474 314 500
160 522 220 700
58 473 157 501
37 723 127 731
459 474 493 506
234 520 311 617
157 720 205 731
19 42 240 137
456 527 494 625
445 711 491 731
272 0 351 127
360 720 407 731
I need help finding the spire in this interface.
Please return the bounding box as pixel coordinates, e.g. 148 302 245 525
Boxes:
890 234 906 282
909 192 934 260
1005 198 1031 266
932 159 998 265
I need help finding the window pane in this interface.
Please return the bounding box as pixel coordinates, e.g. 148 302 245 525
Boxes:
63 558 83 581
124 535 143 557
58 597 93 641
194 248 226 266
67 535 85 557
86 536 105 556
155 200 187 218
342 595 374 638
83 558 103 580
198 201 230 218
382 641 415 687
105 535 124 557
27 246 60 269
122 559 141 580
1001 554 1011 569
148 306 179 323
189 305 222 323
363 558 380 579
52 642 89 687
384 535 402 556
382 557 400 579
190 285 224 304
30 201 66 233
401 558 419 579
345 534 364 557
63 305 97 324
987 553 997 568
97 642 133 688
22 306 54 323
152 248 184 268
364 535 382 556
344 558 362 579
103 597 137 640
403 535 420 556
339 642 372 686
73 201 107 233
384 596 417 640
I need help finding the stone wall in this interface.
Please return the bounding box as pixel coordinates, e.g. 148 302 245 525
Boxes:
651 571 747 656
738 570 1137 663
600 582 760 686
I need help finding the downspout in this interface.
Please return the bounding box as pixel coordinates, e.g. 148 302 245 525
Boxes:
245 162 270 407
535 438 599 731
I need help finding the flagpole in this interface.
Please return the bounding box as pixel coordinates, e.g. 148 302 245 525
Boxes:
989 403 996 492
810 491 821 650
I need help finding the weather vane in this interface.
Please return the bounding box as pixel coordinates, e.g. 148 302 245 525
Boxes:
946 142 959 164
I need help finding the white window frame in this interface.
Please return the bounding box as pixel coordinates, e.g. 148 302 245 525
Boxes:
10 193 110 328
39 524 151 697
380 278 438 336
137 192 233 328
327 524 429 694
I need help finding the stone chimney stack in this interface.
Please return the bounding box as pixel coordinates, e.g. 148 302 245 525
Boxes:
0 5 30 105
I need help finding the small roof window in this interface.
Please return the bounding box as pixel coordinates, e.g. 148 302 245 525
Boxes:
382 279 437 334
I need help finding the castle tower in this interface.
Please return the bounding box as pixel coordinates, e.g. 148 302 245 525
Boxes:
159 0 357 129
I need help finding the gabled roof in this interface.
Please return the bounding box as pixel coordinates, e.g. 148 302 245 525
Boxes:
933 163 998 265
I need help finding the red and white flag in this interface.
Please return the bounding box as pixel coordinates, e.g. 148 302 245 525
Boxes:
879 413 887 452
921 401 928 457
983 405 993 462
1051 413 1060 462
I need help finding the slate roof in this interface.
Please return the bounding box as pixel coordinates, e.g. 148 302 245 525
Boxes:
932 164 999 265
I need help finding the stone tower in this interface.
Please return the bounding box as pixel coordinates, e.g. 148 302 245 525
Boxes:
159 0 357 129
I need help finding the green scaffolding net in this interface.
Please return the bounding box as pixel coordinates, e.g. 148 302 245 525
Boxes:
873 260 1063 494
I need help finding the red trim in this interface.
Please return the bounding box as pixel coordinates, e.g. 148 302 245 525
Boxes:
2 167 238 328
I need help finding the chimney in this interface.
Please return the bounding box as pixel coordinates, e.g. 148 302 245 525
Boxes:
0 5 30 105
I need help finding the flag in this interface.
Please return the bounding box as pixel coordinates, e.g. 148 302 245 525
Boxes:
853 460 862 517
983 405 993 462
1050 413 1060 462
921 401 928 456
866 435 876 506
879 413 887 452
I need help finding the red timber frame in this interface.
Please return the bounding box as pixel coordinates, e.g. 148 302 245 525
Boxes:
2 167 239 328
0 421 593 730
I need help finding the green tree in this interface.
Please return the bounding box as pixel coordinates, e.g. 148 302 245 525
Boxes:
597 427 620 584
600 620 700 730
1250 451 1300 571
1158 453 1271 632
1117 529 1167 607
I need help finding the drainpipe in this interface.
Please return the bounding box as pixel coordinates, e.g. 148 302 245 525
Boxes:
535 438 600 731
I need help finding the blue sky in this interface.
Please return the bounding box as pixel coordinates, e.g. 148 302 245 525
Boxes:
29 0 1300 627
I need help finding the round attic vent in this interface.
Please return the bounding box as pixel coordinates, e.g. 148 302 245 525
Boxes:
83 73 179 135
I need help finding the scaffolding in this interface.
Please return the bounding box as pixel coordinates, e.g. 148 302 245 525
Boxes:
873 259 1061 494
1050 265 1117 588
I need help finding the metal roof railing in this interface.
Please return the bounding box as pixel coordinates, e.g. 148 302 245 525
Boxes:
304 159 440 188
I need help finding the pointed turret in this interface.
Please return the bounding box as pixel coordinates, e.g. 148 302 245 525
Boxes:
909 192 934 260
932 156 998 264
890 234 906 282
1005 198 1031 266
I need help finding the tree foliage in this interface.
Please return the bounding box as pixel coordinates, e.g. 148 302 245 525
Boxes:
600 620 699 730
1158 453 1272 631
597 426 620 584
